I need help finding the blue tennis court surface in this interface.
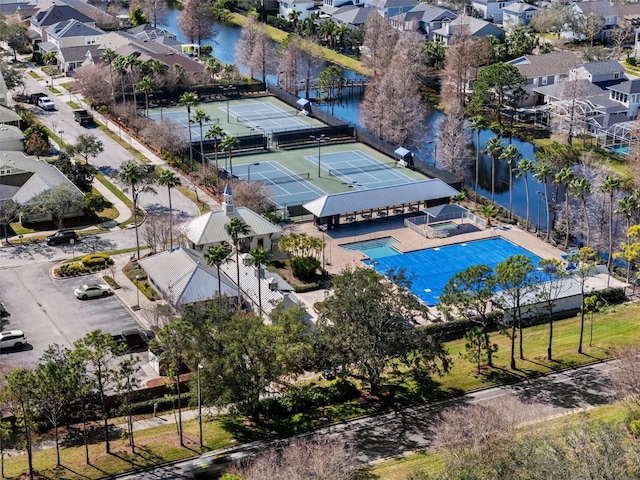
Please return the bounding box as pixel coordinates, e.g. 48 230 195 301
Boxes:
306 150 414 189
360 237 542 306
227 102 309 133
232 161 325 207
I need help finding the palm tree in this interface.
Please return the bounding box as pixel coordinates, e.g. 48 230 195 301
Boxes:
499 144 521 220
179 92 198 169
598 175 621 269
515 159 534 231
470 116 489 206
204 245 230 296
482 137 503 204
157 170 181 250
615 194 639 281
101 48 117 104
553 167 575 250
205 124 225 172
481 205 498 227
249 247 271 315
220 135 240 175
193 108 212 166
534 161 553 241
569 177 593 247
288 10 301 31
225 217 251 306
118 162 155 259
124 54 142 111
136 76 154 117
113 55 128 102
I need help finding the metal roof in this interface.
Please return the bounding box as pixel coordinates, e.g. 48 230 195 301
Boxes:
302 179 459 218
492 277 583 309
180 207 281 246
138 247 236 306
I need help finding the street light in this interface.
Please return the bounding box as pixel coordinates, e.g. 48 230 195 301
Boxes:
223 85 236 122
117 117 122 141
536 191 544 234
319 224 327 271
135 274 140 307
426 141 437 167
247 162 260 182
197 362 204 449
310 134 329 177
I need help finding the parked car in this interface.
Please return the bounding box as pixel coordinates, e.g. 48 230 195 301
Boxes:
112 329 155 352
45 230 78 245
37 96 55 111
74 283 112 299
0 330 27 350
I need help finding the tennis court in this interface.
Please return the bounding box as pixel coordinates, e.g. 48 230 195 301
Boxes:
232 160 326 207
305 150 415 189
227 101 315 133
147 110 220 142
361 237 542 306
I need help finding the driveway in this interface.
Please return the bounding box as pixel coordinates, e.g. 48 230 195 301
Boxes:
0 261 140 369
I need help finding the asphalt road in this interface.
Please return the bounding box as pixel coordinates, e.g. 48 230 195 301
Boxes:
118 361 619 479
0 260 141 369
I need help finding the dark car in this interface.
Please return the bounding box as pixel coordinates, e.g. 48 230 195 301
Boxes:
112 329 155 352
45 230 78 245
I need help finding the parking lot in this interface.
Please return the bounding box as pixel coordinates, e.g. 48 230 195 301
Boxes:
0 260 142 370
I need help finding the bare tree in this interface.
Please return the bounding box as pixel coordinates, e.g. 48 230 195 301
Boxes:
250 23 274 86
139 0 166 27
235 16 260 79
142 215 173 253
277 35 303 94
300 38 323 99
179 0 215 45
74 64 112 107
140 119 189 156
232 436 359 480
612 19 634 57
361 14 398 75
231 180 276 214
438 100 467 176
609 347 640 409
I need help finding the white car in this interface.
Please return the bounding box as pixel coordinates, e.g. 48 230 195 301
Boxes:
0 330 27 350
74 283 113 299
37 96 55 110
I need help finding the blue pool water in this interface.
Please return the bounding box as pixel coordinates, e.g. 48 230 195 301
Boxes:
364 237 542 306
341 237 400 259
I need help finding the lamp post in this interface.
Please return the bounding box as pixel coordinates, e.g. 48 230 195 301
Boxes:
319 224 327 272
247 162 260 182
310 134 329 177
58 130 64 147
197 362 203 449
223 85 236 122
426 141 437 167
135 274 140 307
536 191 544 234
117 117 122 141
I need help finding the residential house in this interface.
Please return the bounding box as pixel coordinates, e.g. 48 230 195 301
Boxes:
29 4 95 42
330 5 378 27
138 247 237 309
508 51 582 107
0 105 22 126
320 0 364 17
279 0 316 20
502 1 538 28
432 15 505 45
390 4 457 39
37 19 105 72
0 3 38 22
0 151 84 224
471 0 507 23
364 0 418 18
569 1 618 42
0 126 25 151
180 183 282 253
607 79 640 120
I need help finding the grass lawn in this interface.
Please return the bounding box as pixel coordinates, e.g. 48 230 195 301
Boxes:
176 185 210 214
95 174 134 227
66 100 81 110
28 70 41 79
97 124 148 163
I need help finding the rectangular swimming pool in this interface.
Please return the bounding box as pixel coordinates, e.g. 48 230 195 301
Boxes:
340 237 400 259
363 237 542 306
429 221 457 231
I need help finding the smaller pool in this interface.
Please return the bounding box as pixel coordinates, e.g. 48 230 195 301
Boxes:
428 221 457 231
340 237 400 259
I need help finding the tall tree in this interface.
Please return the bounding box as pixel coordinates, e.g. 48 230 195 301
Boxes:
192 108 212 165
494 255 535 369
276 34 302 94
470 116 489 205
0 199 20 244
534 259 568 361
499 144 521 219
469 62 527 124
569 247 597 354
361 15 398 75
101 48 118 103
220 135 240 175
249 246 271 315
553 167 575 249
599 175 621 269
515 159 534 231
179 92 198 169
249 22 273 86
136 75 154 117
569 177 593 247
235 15 259 79
300 38 323 100
318 65 346 115
157 169 181 250
441 264 497 368
225 217 251 305
438 101 466 176
179 0 215 45
66 134 104 165
140 0 167 27
534 161 554 241
204 244 230 295
28 185 83 230
118 160 157 258
483 137 503 204
205 125 225 190
0 14 29 62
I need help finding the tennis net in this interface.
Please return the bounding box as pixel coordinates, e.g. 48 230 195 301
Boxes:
255 172 310 184
237 111 296 122
328 163 391 176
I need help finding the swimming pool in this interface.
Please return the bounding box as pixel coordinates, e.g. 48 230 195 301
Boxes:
363 237 542 306
340 237 400 259
428 221 457 231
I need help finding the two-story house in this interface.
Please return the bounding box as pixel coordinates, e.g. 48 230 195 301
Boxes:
390 4 457 40
502 2 538 28
38 19 105 72
432 15 505 46
569 1 618 42
29 4 94 43
471 0 507 23
364 0 418 18
331 6 378 27
279 0 316 20
321 0 364 17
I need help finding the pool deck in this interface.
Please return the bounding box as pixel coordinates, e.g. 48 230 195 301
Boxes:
289 216 629 322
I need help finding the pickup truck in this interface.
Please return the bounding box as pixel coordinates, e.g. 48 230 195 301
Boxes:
32 93 55 111
73 109 93 126
111 329 155 352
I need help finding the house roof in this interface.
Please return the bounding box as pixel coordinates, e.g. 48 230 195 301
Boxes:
219 252 302 317
303 179 459 217
47 19 104 39
574 0 616 19
111 38 205 73
331 5 378 25
608 78 640 94
0 105 22 124
57 0 118 26
0 3 38 19
433 15 505 37
392 4 456 24
0 151 82 203
581 59 625 76
127 24 177 41
180 208 282 246
367 0 418 9
492 277 583 310
503 2 538 14
0 125 24 142
138 247 237 305
37 41 58 53
508 52 582 78
614 3 640 24
32 5 93 28
58 45 103 63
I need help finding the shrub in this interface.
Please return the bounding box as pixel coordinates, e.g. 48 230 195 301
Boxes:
81 253 111 268
287 256 320 279
631 420 640 438
626 57 637 67
261 380 360 418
